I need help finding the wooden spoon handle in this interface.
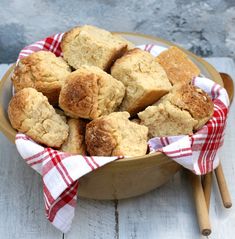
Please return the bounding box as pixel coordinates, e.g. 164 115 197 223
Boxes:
202 172 213 211
215 163 232 208
190 173 211 236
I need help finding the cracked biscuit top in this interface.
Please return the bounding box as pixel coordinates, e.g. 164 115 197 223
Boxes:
138 101 197 137
166 83 214 130
8 88 69 148
61 25 134 71
85 112 148 157
138 83 214 137
11 51 71 105
59 65 125 120
156 46 200 85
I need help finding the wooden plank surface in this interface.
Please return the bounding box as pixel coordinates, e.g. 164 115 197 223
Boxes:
65 199 117 239
0 58 235 239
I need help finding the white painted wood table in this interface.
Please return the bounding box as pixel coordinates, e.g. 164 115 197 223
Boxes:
0 58 234 239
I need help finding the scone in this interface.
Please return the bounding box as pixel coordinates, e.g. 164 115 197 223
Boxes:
8 88 69 148
59 65 125 119
138 101 197 137
11 51 71 105
61 118 87 155
138 84 214 137
111 48 172 115
61 25 133 71
166 84 214 130
156 46 200 85
85 112 148 157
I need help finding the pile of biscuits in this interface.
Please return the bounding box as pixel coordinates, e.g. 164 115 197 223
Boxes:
8 25 214 157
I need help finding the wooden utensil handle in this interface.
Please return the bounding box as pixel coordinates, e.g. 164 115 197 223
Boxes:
215 163 232 208
190 173 211 236
202 172 213 211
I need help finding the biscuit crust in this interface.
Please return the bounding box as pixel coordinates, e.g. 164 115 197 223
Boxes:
156 46 200 85
86 112 148 156
168 84 214 129
111 48 172 115
61 25 133 71
59 66 125 119
138 83 214 136
138 102 197 137
61 118 87 154
11 51 71 105
8 88 69 148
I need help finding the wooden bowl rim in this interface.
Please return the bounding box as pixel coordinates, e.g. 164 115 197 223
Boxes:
0 32 224 166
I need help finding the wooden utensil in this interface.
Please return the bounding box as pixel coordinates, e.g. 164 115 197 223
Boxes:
190 173 211 236
215 163 232 208
202 172 213 210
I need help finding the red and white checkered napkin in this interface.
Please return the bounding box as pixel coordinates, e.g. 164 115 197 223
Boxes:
15 33 230 232
15 134 122 232
17 33 64 61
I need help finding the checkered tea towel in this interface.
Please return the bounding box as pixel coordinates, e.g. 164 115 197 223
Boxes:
14 33 229 232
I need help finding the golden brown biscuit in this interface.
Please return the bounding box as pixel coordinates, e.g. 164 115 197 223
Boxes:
138 84 214 137
11 51 71 105
61 25 133 71
138 101 197 137
59 65 125 119
111 48 172 115
8 88 69 148
61 118 87 155
156 46 200 85
167 84 214 130
85 112 148 156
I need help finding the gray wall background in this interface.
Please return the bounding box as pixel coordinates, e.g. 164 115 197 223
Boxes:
0 0 234 63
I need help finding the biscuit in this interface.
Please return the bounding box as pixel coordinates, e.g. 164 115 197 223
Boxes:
85 112 148 156
138 84 214 137
8 88 69 148
167 84 214 130
11 51 71 105
138 101 197 137
61 25 133 71
111 48 172 115
156 46 200 85
59 65 125 119
61 118 87 155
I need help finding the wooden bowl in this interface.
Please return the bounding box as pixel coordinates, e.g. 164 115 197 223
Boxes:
0 33 223 200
